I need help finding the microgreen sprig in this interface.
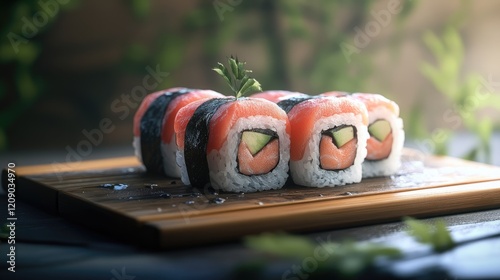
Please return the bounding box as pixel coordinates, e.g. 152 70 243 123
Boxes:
213 56 262 98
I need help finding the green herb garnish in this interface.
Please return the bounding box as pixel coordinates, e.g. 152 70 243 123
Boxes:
213 56 262 98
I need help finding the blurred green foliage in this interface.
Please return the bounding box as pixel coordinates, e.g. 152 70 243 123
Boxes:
8 0 496 162
0 0 160 151
243 217 454 279
2 0 418 151
128 0 150 20
404 217 454 252
404 1 500 163
245 232 401 279
415 25 500 162
183 0 415 95
0 0 79 150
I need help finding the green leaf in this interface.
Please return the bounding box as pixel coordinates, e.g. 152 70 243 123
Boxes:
357 243 402 258
478 118 493 139
212 67 225 77
463 147 478 161
239 75 249 89
245 233 315 259
420 62 448 96
213 67 229 84
236 59 247 79
423 31 445 61
419 25 498 163
214 62 233 86
238 77 261 98
214 56 262 98
404 217 433 243
245 232 401 278
338 255 365 276
434 220 454 251
229 57 239 80
404 217 455 252
444 27 463 63
248 81 262 93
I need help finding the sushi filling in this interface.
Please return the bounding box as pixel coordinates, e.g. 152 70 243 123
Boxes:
366 119 393 161
237 129 279 175
319 125 357 171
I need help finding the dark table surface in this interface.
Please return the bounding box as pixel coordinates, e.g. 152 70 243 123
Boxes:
1 146 500 280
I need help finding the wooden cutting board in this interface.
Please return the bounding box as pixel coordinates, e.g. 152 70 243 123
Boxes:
3 148 500 249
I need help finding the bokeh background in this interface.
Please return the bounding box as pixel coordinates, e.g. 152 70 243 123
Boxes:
1 0 500 164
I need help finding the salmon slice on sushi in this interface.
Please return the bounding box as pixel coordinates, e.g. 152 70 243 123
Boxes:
351 93 405 177
174 57 291 192
283 96 369 187
133 88 224 177
175 97 290 192
250 90 309 103
320 91 349 98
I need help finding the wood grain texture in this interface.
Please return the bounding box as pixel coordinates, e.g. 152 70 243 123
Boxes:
2 148 500 248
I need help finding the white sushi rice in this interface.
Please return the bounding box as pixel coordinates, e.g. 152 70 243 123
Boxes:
133 135 181 178
362 107 405 178
176 116 290 192
177 149 190 186
208 116 290 192
177 116 290 192
290 113 369 188
161 135 181 178
133 136 141 161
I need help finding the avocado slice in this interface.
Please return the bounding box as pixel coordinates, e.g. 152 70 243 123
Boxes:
368 119 391 142
326 125 355 148
241 130 274 155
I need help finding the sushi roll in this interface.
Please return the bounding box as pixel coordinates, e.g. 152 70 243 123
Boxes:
175 97 291 192
283 96 369 187
133 87 223 177
174 56 291 192
351 93 404 177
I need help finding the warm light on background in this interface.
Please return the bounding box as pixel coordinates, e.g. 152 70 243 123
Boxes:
1 0 499 163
